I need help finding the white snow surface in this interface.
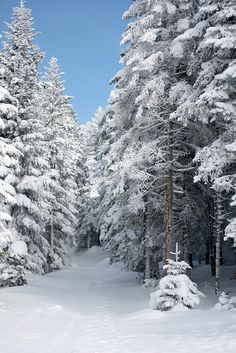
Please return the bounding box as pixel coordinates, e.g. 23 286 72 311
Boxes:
0 246 236 353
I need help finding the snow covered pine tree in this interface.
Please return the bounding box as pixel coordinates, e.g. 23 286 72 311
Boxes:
0 2 82 279
150 243 204 310
0 82 27 287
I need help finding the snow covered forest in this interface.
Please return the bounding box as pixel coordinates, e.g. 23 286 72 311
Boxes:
0 0 236 352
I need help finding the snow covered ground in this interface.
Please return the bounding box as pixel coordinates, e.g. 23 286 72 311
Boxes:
0 246 236 353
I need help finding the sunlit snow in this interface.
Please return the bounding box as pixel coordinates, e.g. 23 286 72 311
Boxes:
0 247 235 353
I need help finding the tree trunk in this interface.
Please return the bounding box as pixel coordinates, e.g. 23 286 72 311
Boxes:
206 196 215 275
50 147 56 253
215 193 223 294
50 215 54 251
87 234 91 250
182 224 193 267
165 119 174 260
182 224 189 263
143 200 151 281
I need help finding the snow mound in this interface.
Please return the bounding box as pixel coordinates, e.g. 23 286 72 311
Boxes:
214 292 236 311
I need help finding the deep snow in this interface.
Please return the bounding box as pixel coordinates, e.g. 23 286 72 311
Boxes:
0 246 236 353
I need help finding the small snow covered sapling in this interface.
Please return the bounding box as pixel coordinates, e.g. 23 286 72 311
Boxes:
214 292 236 311
150 243 204 311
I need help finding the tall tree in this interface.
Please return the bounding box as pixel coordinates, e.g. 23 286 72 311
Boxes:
96 0 206 279
34 58 80 267
0 77 29 286
77 116 100 249
189 0 236 289
0 84 18 251
0 2 55 273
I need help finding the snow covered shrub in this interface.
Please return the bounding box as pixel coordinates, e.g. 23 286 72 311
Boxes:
150 258 204 311
0 262 26 287
0 241 28 287
47 251 64 272
214 292 236 311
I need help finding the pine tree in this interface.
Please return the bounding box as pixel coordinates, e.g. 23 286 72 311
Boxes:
34 58 80 267
0 2 56 273
97 0 205 276
214 292 236 310
189 0 236 285
0 80 28 286
0 2 43 105
0 84 18 247
77 116 100 249
150 243 204 311
97 0 170 274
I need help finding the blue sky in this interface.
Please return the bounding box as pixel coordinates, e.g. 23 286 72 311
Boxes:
0 0 130 124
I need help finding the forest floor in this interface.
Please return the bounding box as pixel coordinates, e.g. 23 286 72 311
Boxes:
0 247 236 353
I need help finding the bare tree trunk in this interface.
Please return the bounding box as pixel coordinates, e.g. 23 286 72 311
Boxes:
50 215 54 251
210 210 216 277
182 224 193 266
87 234 91 250
206 195 216 276
50 148 56 254
215 193 223 294
143 200 151 281
182 224 188 262
165 119 174 260
145 239 151 281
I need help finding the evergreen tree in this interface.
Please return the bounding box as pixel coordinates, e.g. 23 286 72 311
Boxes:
96 0 205 278
0 81 28 286
150 243 204 311
214 291 236 310
77 117 100 249
0 2 57 273
188 0 236 288
34 58 80 267
0 84 18 247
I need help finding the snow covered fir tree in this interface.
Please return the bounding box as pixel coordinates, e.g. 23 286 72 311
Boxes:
214 291 236 310
0 1 83 284
0 82 27 287
150 243 204 311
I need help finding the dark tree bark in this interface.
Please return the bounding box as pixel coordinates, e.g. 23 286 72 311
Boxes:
143 197 151 281
215 193 223 294
165 119 174 260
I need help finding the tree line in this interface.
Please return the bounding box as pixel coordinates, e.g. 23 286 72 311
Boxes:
0 2 84 286
81 0 236 294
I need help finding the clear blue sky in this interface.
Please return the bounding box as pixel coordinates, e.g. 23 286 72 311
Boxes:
0 0 130 124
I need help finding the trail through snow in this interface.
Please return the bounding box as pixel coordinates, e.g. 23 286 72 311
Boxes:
0 246 236 353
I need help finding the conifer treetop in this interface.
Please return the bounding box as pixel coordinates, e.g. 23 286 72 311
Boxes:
170 242 181 262
20 0 25 9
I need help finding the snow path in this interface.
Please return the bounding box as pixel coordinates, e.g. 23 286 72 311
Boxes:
0 247 236 353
